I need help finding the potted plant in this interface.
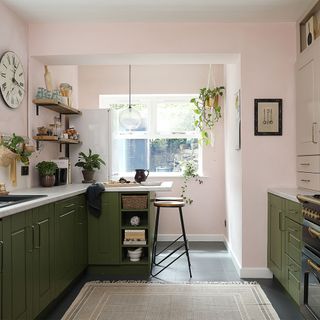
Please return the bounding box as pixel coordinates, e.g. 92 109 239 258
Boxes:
0 133 34 166
180 159 203 205
75 149 106 183
36 161 58 187
191 86 225 145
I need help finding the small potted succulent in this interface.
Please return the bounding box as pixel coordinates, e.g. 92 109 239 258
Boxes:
75 149 106 183
36 161 58 187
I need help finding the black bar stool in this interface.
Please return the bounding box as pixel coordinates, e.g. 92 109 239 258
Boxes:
151 200 192 278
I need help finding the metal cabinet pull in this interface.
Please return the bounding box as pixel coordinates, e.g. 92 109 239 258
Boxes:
300 163 311 166
307 259 320 272
308 227 320 238
64 203 75 208
312 122 317 144
0 240 3 273
287 227 297 233
279 211 284 231
301 179 311 183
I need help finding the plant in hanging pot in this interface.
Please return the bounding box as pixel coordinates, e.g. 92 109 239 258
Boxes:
36 161 58 187
75 149 106 183
191 86 225 145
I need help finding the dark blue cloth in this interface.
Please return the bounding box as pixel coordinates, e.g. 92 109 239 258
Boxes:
86 183 105 217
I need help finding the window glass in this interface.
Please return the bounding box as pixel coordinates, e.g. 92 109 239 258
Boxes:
101 94 200 176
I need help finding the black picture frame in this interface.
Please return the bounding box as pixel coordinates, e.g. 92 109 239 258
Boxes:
254 99 282 136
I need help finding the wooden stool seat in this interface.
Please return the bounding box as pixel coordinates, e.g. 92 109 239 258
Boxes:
155 196 183 202
154 201 185 208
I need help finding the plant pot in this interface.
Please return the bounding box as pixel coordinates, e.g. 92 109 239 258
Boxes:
82 170 95 183
40 175 55 187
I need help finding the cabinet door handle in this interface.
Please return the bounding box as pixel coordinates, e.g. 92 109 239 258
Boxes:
307 259 320 272
300 163 311 166
0 240 3 273
64 203 75 208
312 122 317 144
34 223 40 249
279 211 284 231
301 179 311 183
308 227 320 238
287 227 297 232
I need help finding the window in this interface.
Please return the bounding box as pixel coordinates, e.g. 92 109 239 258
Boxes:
100 94 200 177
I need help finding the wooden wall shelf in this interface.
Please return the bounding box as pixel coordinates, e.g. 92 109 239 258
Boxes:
33 99 81 115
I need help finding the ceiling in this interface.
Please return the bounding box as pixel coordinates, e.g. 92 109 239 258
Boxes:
1 0 317 23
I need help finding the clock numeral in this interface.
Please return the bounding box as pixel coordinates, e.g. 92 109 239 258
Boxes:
18 89 22 97
2 83 7 91
19 73 23 77
12 56 16 68
6 55 11 65
6 91 9 99
0 72 6 78
11 97 14 105
19 82 24 87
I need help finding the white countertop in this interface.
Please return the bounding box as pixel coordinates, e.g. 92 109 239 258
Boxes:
268 187 319 203
0 181 173 218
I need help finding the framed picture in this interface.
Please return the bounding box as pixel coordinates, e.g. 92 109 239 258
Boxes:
235 90 241 150
254 99 282 136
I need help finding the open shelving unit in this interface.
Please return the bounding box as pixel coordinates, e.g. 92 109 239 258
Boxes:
33 99 82 156
119 192 153 266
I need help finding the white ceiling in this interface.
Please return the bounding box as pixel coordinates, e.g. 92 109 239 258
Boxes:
1 0 317 23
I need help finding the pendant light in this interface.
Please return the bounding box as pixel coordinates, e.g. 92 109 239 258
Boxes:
119 65 141 130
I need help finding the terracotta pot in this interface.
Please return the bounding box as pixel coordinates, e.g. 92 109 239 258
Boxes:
40 175 55 187
82 170 95 183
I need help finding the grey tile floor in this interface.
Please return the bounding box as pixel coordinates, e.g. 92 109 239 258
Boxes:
43 242 303 320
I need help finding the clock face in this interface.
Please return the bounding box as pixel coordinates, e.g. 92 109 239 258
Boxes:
0 51 25 109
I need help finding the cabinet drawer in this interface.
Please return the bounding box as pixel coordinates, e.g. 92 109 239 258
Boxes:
297 155 320 173
286 200 302 224
286 219 302 263
286 255 301 304
56 197 77 214
297 172 320 190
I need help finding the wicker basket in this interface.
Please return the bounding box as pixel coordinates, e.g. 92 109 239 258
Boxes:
0 146 18 167
122 195 148 209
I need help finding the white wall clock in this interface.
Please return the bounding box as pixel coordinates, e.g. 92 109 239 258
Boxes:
0 51 25 109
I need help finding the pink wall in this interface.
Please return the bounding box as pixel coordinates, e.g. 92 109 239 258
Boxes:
225 61 242 268
78 64 226 237
28 22 297 271
0 2 29 190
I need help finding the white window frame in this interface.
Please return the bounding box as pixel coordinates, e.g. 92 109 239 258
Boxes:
100 94 202 178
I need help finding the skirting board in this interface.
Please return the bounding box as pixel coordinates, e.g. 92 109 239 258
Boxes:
224 238 273 279
157 234 273 279
157 234 225 242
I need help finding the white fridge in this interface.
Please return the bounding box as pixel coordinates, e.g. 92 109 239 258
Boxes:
69 109 110 184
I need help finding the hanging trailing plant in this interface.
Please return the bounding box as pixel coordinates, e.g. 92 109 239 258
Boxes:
180 160 203 205
191 86 225 145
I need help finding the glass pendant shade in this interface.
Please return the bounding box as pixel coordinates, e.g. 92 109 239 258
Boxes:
119 64 141 131
119 107 141 130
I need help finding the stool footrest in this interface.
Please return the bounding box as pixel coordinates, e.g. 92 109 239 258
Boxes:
152 251 187 277
155 235 183 256
155 243 185 265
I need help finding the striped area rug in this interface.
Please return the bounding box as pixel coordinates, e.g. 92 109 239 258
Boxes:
62 282 280 320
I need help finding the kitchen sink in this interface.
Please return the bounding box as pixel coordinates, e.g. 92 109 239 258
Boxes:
0 194 47 209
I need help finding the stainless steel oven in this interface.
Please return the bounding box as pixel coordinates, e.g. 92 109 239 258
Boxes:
298 194 320 320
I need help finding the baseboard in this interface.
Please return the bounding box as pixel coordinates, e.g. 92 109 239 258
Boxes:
239 268 273 279
223 238 241 277
157 234 226 242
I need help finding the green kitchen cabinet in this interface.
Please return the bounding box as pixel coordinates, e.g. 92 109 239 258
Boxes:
32 204 55 317
2 210 33 320
268 193 302 305
88 192 120 265
74 195 88 276
54 197 77 296
268 193 286 284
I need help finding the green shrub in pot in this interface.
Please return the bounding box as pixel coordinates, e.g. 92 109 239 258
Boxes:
36 161 58 187
75 149 106 183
